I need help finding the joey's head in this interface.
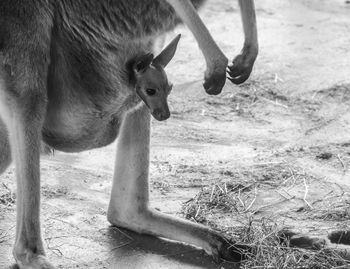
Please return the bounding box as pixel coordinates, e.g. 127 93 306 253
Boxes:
132 34 181 121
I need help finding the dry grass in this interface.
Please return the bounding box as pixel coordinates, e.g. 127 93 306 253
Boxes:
239 221 349 269
0 183 16 208
181 164 350 269
312 198 350 222
0 228 12 244
41 185 69 198
183 196 349 268
0 184 72 209
182 182 254 223
181 163 313 222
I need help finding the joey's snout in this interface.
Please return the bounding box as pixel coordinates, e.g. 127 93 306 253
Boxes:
135 87 171 121
151 107 170 121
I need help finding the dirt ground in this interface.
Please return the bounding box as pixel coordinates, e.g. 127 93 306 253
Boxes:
1 0 350 268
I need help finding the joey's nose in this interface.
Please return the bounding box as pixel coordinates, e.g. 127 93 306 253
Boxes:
152 108 170 121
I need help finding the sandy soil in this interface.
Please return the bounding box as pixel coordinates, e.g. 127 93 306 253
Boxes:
1 0 350 268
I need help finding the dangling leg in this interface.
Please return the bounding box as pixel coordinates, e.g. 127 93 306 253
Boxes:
165 0 258 93
107 105 248 262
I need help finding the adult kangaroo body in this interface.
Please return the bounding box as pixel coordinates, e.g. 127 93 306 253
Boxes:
0 0 258 268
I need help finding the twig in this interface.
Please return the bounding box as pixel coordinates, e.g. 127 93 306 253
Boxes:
195 205 201 219
232 183 253 193
238 188 245 209
0 225 15 243
276 189 295 200
337 154 346 171
303 178 313 209
47 245 63 257
281 175 293 186
334 182 345 196
110 241 133 252
209 185 216 202
48 217 78 228
245 186 257 212
252 265 275 269
109 226 134 242
216 184 224 193
287 167 297 191
253 196 295 214
253 161 284 166
274 73 284 83
45 235 86 240
260 96 288 109
2 183 11 192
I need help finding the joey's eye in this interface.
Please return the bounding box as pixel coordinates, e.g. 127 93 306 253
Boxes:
146 88 156 96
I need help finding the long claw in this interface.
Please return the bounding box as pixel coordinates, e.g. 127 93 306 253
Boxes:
227 66 243 78
227 68 252 85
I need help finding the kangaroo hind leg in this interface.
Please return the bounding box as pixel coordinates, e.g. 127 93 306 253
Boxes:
0 61 55 269
107 105 250 262
0 9 55 268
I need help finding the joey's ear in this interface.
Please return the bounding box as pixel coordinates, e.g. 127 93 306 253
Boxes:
152 34 181 67
133 53 154 73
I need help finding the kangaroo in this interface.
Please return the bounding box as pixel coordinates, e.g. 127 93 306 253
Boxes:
131 35 181 121
0 0 258 268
